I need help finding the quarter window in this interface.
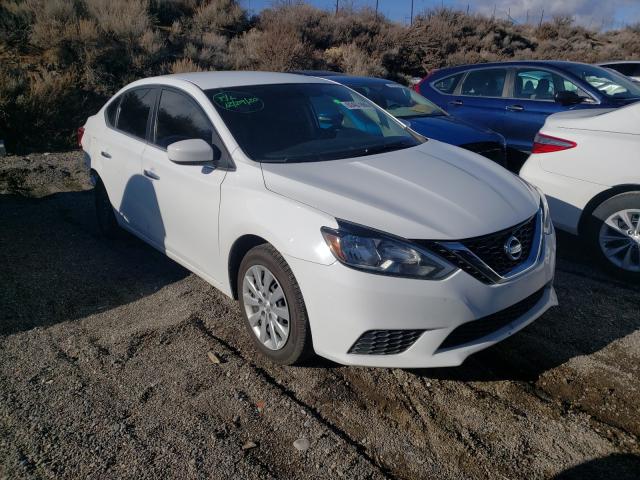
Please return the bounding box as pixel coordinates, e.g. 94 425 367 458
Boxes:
117 89 155 139
154 89 213 149
460 69 507 97
432 73 464 94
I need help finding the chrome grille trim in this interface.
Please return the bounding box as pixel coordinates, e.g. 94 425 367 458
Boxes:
429 209 544 285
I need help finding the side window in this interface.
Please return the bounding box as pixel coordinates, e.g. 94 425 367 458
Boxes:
514 70 554 100
460 69 507 97
432 73 464 94
117 89 156 139
155 89 213 149
106 97 120 127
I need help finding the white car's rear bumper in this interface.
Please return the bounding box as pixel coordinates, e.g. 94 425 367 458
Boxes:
286 232 556 368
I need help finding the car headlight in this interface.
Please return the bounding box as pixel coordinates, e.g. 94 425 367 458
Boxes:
321 221 456 280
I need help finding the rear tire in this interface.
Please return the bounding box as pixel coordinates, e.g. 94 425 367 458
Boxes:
585 191 640 280
94 178 119 237
237 244 314 365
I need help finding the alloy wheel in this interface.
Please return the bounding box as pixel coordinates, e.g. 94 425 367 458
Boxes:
242 265 291 350
598 209 640 272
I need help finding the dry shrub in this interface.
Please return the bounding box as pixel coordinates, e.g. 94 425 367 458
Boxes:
2 1 640 152
192 0 247 37
85 0 151 43
324 43 385 76
167 57 206 73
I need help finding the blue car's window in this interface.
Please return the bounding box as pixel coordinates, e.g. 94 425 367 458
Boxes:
432 73 464 94
206 83 422 163
460 69 507 97
515 70 555 100
563 64 640 100
348 82 445 119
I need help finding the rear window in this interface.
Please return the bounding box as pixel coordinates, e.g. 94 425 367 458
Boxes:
116 89 156 139
432 73 464 94
460 69 507 97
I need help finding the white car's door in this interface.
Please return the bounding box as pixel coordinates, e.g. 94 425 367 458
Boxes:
140 87 228 280
99 88 158 234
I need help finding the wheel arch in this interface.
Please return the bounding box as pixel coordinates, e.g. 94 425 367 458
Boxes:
228 234 270 300
578 184 640 236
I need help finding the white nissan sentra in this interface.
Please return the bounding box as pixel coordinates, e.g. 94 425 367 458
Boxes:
80 71 557 367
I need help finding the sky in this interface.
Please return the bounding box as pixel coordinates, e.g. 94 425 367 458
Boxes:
243 0 640 30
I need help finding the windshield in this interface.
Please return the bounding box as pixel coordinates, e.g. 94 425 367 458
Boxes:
563 64 640 100
206 83 422 163
347 82 445 118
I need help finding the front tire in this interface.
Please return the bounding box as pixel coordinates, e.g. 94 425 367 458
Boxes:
237 244 313 365
586 192 640 280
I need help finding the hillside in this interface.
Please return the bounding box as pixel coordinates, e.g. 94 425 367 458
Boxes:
1 0 639 152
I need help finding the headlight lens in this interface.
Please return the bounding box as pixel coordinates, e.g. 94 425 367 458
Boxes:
321 222 456 280
534 186 553 235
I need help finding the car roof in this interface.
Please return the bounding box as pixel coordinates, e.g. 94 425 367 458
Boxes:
597 60 640 65
433 60 600 75
135 71 333 90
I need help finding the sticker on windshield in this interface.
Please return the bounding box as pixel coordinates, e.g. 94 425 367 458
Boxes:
212 91 264 113
334 100 373 110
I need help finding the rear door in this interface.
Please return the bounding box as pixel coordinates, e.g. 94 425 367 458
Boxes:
98 88 157 234
503 68 593 152
445 67 509 134
140 87 228 279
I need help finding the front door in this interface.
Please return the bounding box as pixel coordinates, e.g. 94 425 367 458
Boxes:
140 88 228 280
503 68 592 152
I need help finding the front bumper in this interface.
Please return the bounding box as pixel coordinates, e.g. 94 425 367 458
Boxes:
285 231 556 368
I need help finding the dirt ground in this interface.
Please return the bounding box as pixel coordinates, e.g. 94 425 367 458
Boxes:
1 152 639 480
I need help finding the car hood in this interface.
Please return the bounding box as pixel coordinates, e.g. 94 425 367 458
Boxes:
261 141 539 240
403 115 503 146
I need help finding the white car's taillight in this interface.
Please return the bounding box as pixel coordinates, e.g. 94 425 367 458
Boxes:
531 132 577 154
77 126 85 148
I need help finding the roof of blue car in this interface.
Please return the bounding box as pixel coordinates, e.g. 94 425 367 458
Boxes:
434 60 594 74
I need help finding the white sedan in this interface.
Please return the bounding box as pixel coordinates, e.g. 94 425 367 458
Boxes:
81 71 556 367
521 102 640 278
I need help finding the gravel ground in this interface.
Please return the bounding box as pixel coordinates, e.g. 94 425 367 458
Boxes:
1 152 639 479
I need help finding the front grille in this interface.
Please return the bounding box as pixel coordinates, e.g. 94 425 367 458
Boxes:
348 330 424 355
437 286 547 351
413 212 541 284
460 141 506 166
462 214 537 276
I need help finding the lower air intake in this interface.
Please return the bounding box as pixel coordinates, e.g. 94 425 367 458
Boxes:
437 286 546 351
348 330 425 355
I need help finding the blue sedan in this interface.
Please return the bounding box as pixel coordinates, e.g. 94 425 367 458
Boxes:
415 61 640 155
295 73 508 167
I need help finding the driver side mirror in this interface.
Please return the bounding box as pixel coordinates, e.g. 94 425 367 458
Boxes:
554 90 582 106
167 139 220 165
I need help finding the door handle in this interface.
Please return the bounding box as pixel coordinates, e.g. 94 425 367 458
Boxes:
143 169 160 180
100 151 111 158
506 104 525 112
449 100 463 106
